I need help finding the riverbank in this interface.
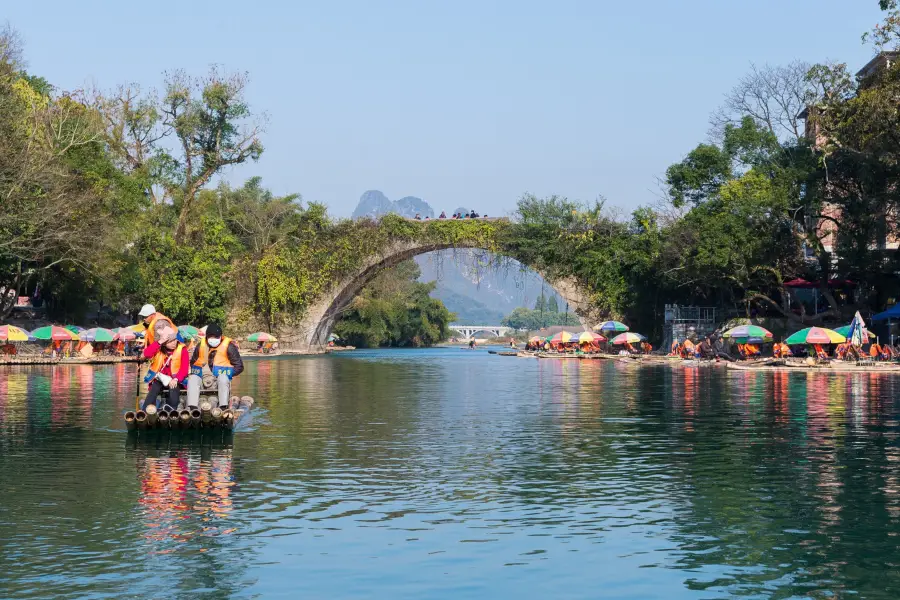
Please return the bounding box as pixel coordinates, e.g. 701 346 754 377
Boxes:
0 355 141 366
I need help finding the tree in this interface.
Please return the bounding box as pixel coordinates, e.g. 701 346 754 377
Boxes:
0 27 125 318
334 261 456 347
547 295 559 313
533 293 546 312
92 67 265 242
162 68 265 241
711 61 816 143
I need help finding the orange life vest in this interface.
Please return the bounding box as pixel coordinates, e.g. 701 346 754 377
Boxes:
210 337 234 368
144 312 176 347
146 342 185 383
870 344 882 358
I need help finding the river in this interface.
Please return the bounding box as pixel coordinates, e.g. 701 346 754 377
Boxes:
1 349 899 598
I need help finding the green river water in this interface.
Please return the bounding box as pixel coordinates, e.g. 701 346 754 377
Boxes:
1 348 900 598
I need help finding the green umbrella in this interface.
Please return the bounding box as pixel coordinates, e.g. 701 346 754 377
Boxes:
178 325 200 340
833 324 870 339
593 321 629 334
722 325 773 344
32 326 78 341
65 325 85 334
80 327 116 343
247 332 277 342
785 327 846 345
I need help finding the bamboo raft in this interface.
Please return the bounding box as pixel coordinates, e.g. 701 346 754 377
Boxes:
124 395 255 433
0 355 142 366
726 359 900 373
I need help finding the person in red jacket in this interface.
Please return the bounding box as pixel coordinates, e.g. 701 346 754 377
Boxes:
142 330 189 410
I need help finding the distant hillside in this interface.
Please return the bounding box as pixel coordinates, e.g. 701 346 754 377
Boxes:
350 191 566 322
352 190 433 219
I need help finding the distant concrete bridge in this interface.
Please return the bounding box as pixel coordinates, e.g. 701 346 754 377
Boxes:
450 324 513 341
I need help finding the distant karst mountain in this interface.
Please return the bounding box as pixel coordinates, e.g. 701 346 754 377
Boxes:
352 190 433 219
350 191 565 323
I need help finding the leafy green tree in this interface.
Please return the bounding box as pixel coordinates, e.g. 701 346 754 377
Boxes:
547 295 559 313
334 261 455 347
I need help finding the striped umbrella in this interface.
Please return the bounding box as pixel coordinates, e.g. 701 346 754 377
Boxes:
550 331 576 344
247 332 277 342
112 328 137 342
722 325 773 344
65 325 85 334
0 325 30 342
578 331 606 344
593 321 629 334
80 327 116 343
611 332 646 345
784 327 846 345
31 326 79 341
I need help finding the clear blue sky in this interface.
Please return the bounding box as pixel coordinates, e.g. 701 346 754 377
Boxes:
6 0 886 217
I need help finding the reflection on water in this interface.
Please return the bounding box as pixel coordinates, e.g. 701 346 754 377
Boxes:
4 351 900 597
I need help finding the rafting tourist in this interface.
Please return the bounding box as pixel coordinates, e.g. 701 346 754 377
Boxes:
681 338 695 359
142 330 189 410
773 341 792 359
199 324 244 409
138 304 178 347
670 339 682 356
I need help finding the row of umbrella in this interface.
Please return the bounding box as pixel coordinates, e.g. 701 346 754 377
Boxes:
530 330 647 345
0 324 279 344
721 316 870 346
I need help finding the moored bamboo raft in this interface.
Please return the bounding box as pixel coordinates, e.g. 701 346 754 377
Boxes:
726 360 900 373
0 355 142 366
124 395 255 432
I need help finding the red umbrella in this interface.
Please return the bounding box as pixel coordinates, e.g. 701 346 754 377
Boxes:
113 328 137 341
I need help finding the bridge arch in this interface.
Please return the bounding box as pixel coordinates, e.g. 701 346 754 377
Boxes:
291 239 596 350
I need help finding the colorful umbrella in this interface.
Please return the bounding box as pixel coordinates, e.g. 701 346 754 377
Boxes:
178 325 200 340
247 332 277 342
722 325 773 344
65 325 85 334
113 328 137 342
0 325 30 342
846 311 869 348
833 324 870 340
611 332 646 345
593 321 629 333
784 327 845 346
578 331 606 344
80 327 116 343
31 325 79 341
550 331 576 344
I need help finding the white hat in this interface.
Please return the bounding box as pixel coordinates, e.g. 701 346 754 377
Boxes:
138 304 156 318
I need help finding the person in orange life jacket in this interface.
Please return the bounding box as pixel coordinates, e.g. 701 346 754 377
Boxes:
142 330 189 410
188 323 244 409
137 303 181 347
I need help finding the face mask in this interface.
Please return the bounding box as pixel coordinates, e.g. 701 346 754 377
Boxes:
207 338 221 348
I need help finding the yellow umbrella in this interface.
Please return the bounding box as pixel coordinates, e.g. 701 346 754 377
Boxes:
0 325 30 342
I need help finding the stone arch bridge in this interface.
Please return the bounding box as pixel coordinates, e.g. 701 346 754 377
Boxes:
290 238 596 351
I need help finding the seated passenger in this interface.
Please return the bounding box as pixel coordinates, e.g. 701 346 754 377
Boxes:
142 331 189 411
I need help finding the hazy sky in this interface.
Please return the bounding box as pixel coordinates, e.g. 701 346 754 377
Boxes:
5 0 885 217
